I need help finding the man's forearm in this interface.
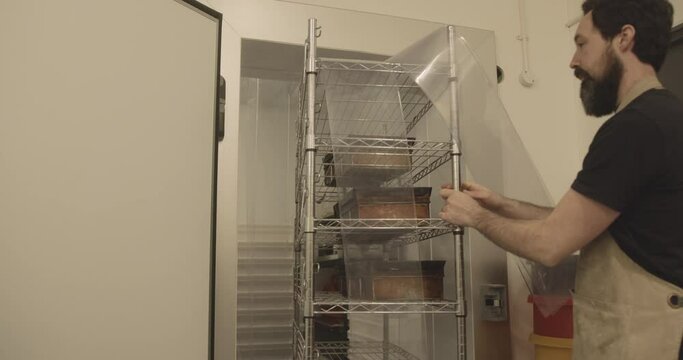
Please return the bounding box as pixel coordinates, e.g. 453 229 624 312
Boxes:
496 198 553 220
441 188 616 268
474 210 558 266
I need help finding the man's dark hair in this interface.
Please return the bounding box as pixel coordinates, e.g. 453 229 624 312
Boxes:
582 0 674 71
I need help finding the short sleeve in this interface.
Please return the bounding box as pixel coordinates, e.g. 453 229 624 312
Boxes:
571 110 665 212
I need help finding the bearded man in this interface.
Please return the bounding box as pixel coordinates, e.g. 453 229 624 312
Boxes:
439 0 683 358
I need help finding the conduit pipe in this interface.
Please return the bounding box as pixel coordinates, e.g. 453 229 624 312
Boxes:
517 0 536 87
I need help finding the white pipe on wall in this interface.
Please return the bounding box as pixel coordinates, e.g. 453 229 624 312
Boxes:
518 0 536 87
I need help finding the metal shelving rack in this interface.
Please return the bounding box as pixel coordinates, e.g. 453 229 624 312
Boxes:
293 19 467 360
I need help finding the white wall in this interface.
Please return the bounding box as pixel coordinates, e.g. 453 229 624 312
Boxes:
676 0 683 26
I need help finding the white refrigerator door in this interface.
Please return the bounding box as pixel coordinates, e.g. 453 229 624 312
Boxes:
0 1 220 359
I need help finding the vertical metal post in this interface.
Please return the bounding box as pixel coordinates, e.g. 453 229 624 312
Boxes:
383 314 390 360
303 18 318 360
447 25 467 360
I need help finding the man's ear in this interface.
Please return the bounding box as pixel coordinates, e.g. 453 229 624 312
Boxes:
617 24 636 52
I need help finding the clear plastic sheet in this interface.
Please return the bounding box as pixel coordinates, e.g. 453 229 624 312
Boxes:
297 26 573 319
321 63 431 303
388 27 576 317
313 65 438 350
236 77 297 359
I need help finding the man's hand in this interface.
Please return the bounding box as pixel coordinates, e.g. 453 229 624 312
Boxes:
439 187 489 227
441 182 505 212
441 182 552 220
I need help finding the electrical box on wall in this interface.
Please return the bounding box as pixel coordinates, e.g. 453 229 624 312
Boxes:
481 284 508 322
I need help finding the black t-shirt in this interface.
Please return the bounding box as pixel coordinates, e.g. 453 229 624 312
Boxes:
572 89 683 289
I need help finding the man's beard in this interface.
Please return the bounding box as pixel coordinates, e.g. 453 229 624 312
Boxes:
575 48 623 117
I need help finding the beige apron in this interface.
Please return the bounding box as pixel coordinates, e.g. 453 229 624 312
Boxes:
572 232 683 359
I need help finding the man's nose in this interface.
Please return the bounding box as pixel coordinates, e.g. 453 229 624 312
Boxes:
569 52 580 69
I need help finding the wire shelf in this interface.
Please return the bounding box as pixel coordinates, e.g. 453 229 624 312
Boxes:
313 137 452 198
313 341 420 360
313 292 458 314
317 58 449 75
294 324 421 360
320 341 420 360
313 59 440 139
293 263 304 304
311 218 461 248
295 39 465 360
295 322 306 360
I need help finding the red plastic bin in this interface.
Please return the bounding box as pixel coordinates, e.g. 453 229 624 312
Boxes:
528 295 573 339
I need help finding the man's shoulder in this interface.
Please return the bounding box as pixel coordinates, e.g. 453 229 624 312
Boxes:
628 89 683 117
600 105 658 134
610 89 683 132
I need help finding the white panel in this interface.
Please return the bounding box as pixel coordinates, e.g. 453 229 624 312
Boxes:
673 0 683 26
0 1 219 359
213 16 242 360
236 77 296 360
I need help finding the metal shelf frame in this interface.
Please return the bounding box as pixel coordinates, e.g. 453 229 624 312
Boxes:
295 219 461 250
316 341 421 360
313 59 442 138
294 324 421 360
309 292 458 314
293 19 467 360
312 218 461 248
314 137 452 202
